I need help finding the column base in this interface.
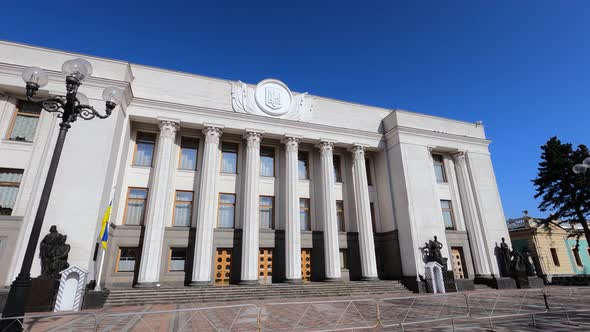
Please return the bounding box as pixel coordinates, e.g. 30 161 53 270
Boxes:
134 282 160 288
239 280 259 285
361 276 380 282
189 281 212 287
285 278 303 284
324 277 342 282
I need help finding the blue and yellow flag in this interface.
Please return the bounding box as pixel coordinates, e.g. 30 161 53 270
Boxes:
99 200 112 250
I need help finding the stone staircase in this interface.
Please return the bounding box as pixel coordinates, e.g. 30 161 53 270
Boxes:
104 280 412 307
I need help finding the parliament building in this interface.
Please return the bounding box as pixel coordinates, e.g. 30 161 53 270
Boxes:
0 41 512 292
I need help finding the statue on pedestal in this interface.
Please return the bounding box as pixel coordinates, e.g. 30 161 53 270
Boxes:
522 247 537 277
425 236 447 270
498 237 512 277
39 225 70 279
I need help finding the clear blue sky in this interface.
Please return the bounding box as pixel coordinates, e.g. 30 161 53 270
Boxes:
1 1 588 219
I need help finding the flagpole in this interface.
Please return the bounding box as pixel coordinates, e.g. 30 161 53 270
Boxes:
95 187 116 291
95 248 106 291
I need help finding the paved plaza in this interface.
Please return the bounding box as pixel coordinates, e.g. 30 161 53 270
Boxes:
1 286 589 331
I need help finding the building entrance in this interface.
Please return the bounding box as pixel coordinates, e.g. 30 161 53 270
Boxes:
301 249 312 282
215 248 232 285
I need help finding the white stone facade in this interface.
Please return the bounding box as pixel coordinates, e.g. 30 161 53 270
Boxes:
0 41 511 290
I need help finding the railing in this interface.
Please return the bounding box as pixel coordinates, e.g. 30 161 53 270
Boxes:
0 311 97 332
2 287 590 331
260 299 379 331
95 303 259 332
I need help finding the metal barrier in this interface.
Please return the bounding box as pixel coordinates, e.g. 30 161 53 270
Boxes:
95 303 259 332
466 288 547 318
260 299 379 331
378 293 469 329
3 287 590 331
0 312 97 332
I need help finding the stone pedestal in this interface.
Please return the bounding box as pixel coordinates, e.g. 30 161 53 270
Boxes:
528 276 544 288
25 278 59 312
442 271 457 292
513 271 530 288
494 277 517 289
455 279 475 291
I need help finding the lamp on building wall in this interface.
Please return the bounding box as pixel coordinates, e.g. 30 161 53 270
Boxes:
573 154 590 174
1 58 123 327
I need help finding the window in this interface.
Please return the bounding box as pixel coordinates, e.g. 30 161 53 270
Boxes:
441 200 455 230
573 247 583 267
116 247 138 272
124 188 148 225
340 249 349 269
134 132 156 167
179 137 198 170
174 191 193 226
433 154 447 183
550 248 560 266
333 155 342 182
336 200 345 232
221 142 238 174
365 159 373 186
0 169 23 216
260 146 275 177
8 101 41 142
299 198 311 231
169 248 187 272
259 196 274 229
298 151 309 180
370 202 376 233
218 193 236 228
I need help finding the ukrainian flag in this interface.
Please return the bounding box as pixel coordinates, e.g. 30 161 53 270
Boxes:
99 200 112 249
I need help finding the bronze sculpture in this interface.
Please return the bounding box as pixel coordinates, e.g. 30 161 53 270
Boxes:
39 225 70 279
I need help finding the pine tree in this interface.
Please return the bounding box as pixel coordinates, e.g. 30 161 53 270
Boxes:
533 137 590 247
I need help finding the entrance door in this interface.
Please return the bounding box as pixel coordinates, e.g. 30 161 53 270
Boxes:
451 247 466 279
215 248 232 285
301 249 312 282
259 248 273 282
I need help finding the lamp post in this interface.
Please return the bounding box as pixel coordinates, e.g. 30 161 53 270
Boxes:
573 154 590 174
1 58 123 327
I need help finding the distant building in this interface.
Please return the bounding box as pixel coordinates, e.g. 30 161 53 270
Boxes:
507 213 590 282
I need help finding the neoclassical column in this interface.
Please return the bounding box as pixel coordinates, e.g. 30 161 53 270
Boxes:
136 120 179 287
349 145 379 280
317 141 341 281
191 126 223 286
282 136 302 283
452 151 492 277
240 131 262 284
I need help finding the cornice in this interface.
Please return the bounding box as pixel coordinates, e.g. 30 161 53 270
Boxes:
130 97 384 147
385 125 491 147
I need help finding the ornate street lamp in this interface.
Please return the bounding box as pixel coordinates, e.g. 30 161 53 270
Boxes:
1 58 123 327
573 154 590 174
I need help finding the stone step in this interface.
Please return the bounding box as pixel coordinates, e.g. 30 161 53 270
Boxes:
103 281 413 307
105 291 413 306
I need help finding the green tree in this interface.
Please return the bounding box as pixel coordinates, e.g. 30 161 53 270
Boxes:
533 137 590 247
